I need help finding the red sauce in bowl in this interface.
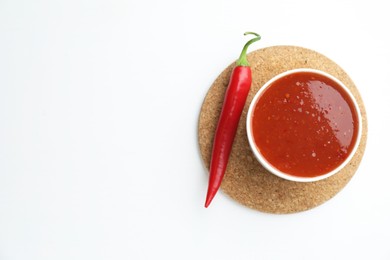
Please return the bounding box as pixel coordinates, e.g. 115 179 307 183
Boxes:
249 70 360 179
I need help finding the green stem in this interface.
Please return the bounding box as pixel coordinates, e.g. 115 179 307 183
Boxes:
236 32 261 66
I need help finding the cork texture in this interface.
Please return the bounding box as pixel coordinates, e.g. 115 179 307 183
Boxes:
198 46 367 214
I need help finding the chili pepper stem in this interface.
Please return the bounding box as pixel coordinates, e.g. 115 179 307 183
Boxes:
236 32 261 67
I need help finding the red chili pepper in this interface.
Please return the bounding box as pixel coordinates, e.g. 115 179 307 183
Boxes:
205 32 261 208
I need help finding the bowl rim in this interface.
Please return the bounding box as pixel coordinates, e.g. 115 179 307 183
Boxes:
246 68 363 182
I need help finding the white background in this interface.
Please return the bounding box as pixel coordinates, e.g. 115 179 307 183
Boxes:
0 0 389 259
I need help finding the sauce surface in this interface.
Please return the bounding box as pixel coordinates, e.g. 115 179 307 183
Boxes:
251 72 359 177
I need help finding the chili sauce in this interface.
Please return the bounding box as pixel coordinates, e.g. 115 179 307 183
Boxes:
251 71 359 178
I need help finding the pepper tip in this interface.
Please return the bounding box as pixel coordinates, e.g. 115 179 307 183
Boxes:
204 192 216 208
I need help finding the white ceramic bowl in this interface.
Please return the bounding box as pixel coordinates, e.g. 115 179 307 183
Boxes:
246 68 362 182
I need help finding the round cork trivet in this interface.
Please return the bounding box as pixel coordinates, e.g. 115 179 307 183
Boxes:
198 45 367 214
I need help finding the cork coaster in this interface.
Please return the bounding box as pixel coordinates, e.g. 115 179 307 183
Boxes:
198 46 367 214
